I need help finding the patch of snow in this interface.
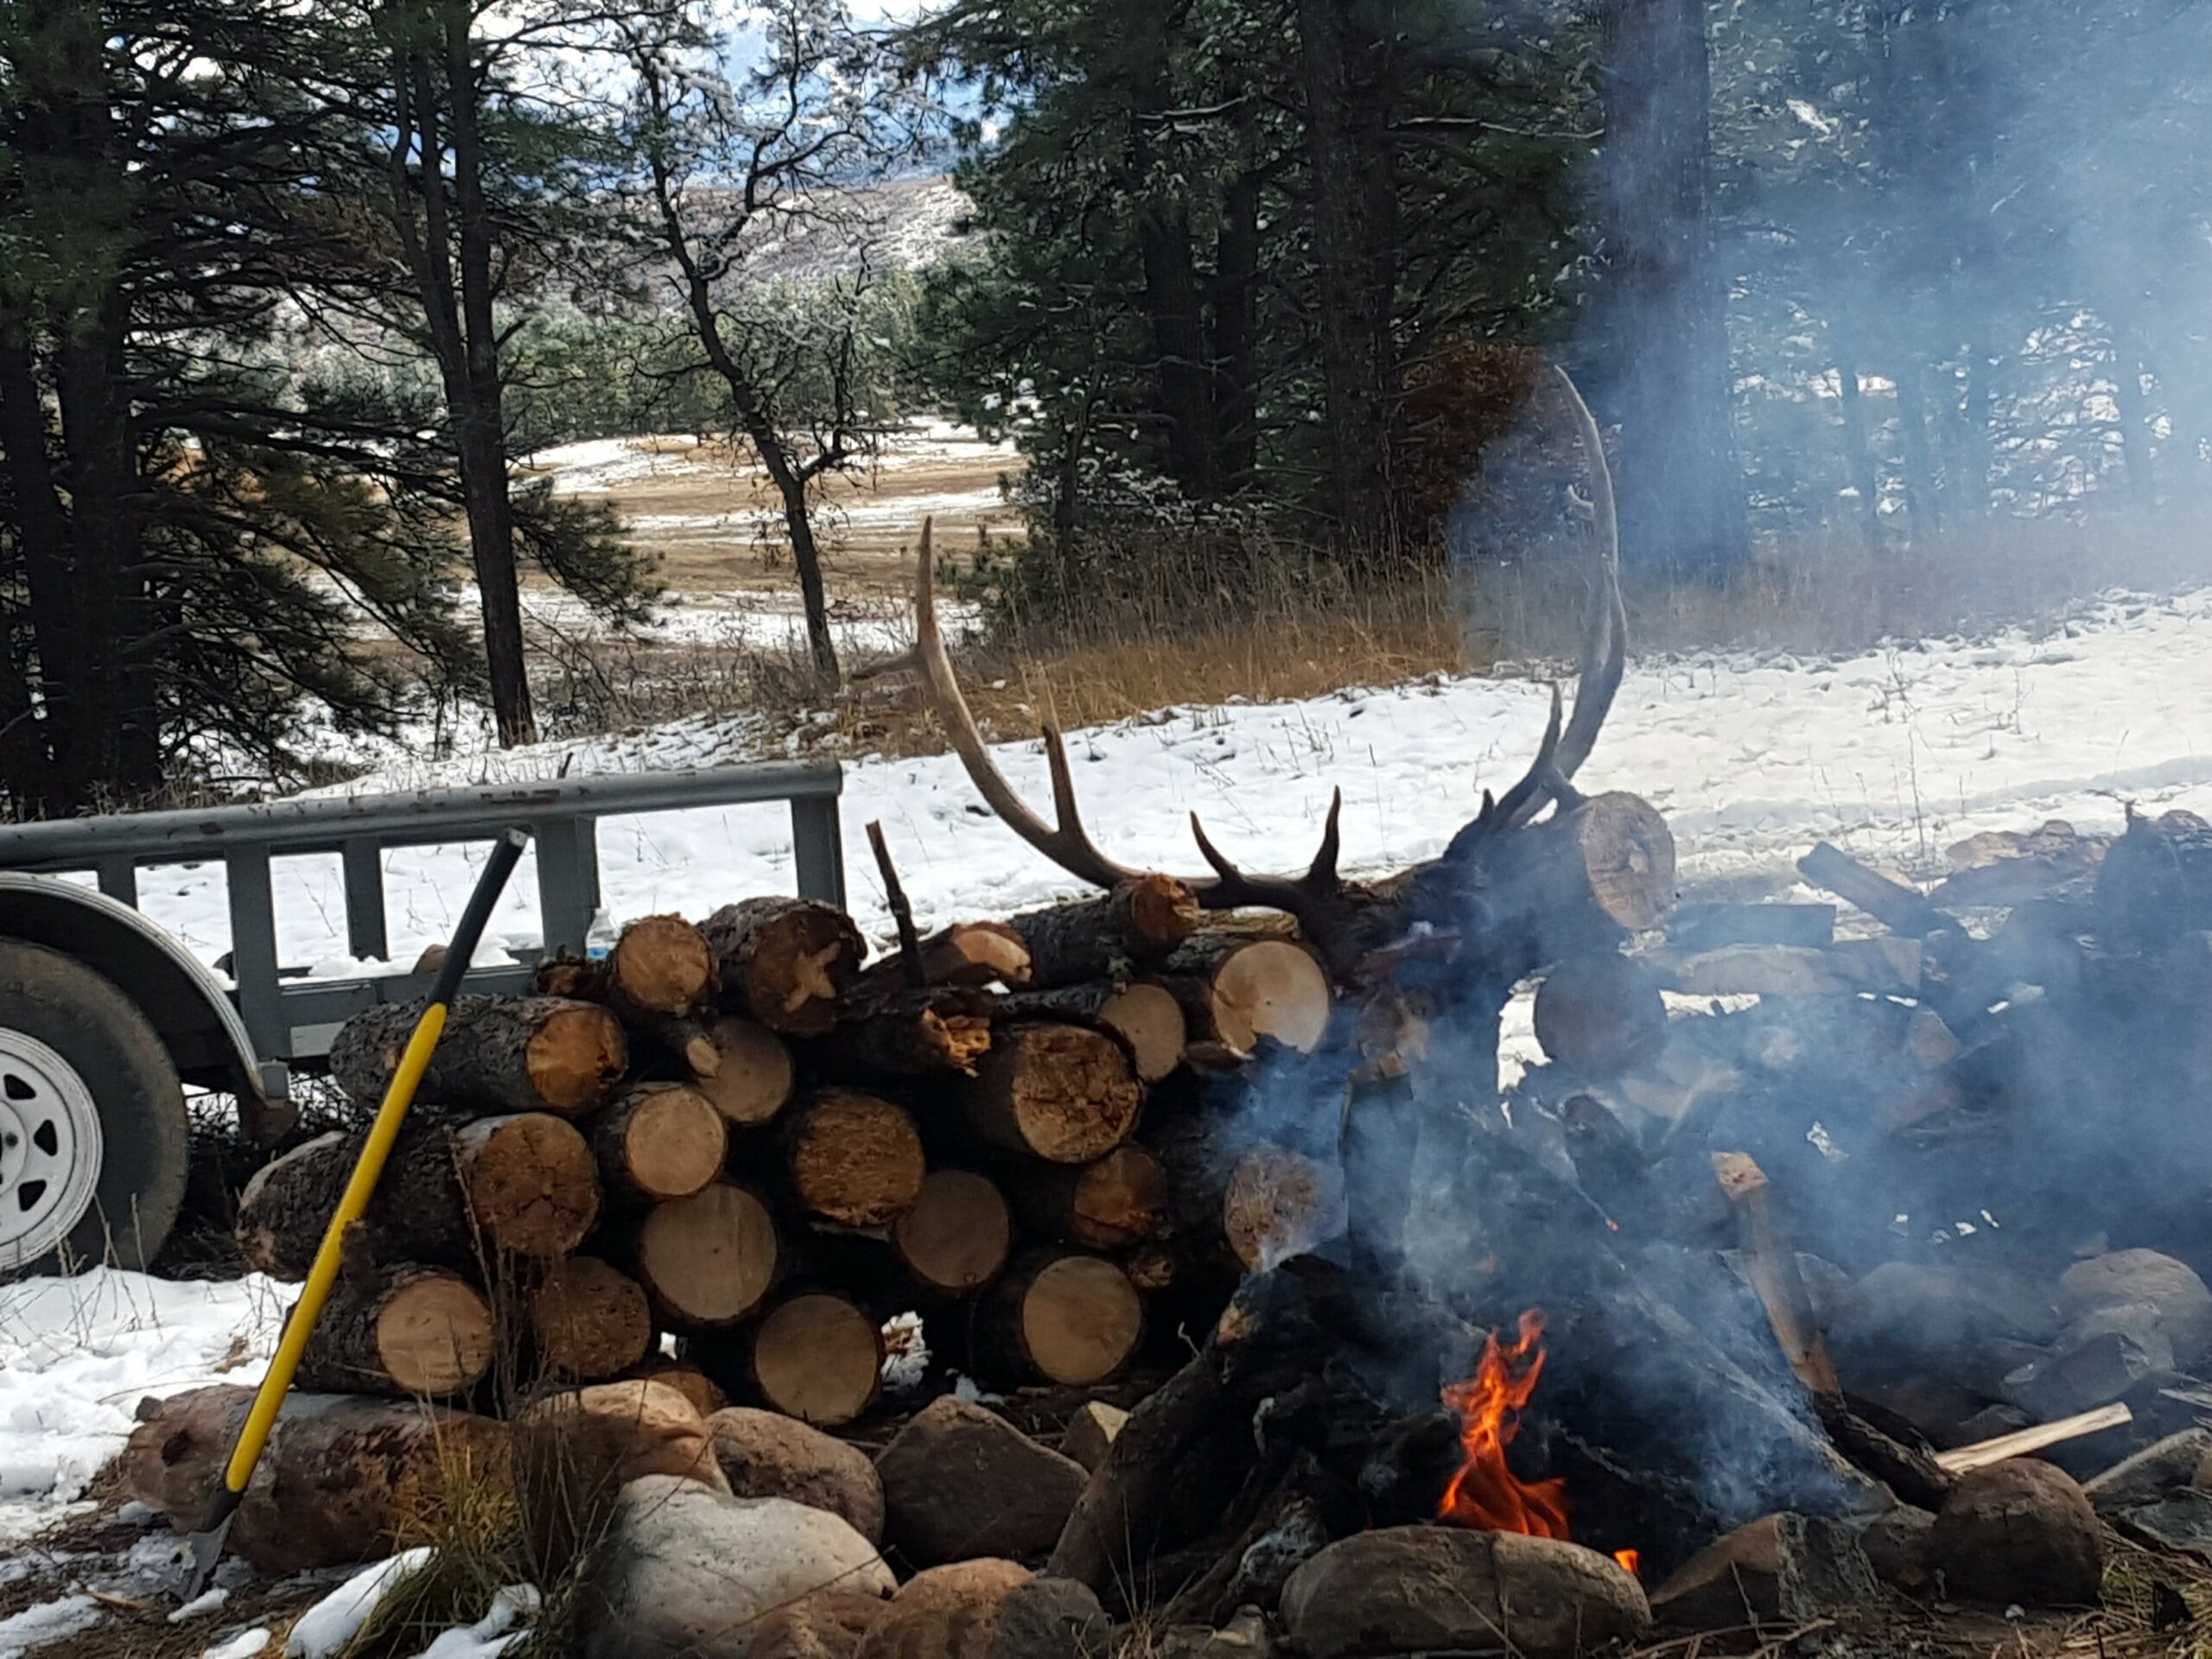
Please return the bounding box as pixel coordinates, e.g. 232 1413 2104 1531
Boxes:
407 1585 538 1659
0 1593 101 1657
285 1549 435 1659
0 1271 286 1542
203 1630 273 1659
169 1586 232 1624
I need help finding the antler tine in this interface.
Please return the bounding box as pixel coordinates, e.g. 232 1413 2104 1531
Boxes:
1501 365 1627 830
1189 787 1344 908
907 519 1148 892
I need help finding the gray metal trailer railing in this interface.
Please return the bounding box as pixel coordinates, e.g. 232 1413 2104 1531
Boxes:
0 761 845 1076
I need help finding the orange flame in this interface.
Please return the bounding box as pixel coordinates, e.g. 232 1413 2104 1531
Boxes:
1613 1548 1641 1577
1436 1308 1570 1539
1436 1310 1643 1576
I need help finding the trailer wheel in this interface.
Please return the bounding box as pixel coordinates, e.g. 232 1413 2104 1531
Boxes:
0 939 188 1277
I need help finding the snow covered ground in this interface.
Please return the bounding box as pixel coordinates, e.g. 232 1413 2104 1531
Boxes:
102 586 2212 980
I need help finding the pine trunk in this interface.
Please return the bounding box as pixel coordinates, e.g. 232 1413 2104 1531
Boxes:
855 921 1033 992
982 1249 1146 1387
1008 875 1201 988
531 1255 654 1382
236 1113 600 1278
783 1090 927 1226
634 1180 782 1330
328 995 626 1116
800 988 995 1079
291 1262 494 1397
958 1022 1143 1164
702 897 864 1036
891 1168 1015 1297
592 1083 728 1205
998 982 1186 1083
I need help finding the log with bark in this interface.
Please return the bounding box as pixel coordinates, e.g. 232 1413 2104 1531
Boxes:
1009 875 1201 988
1012 1144 1168 1250
702 896 864 1036
741 1290 886 1427
329 995 627 1116
237 1114 600 1277
531 1255 655 1382
958 1021 1143 1163
634 1180 782 1330
856 919 1033 991
999 981 1187 1083
892 1168 1015 1296
1532 953 1668 1077
2096 808 2212 949
982 1249 1146 1388
1160 934 1333 1057
683 1014 796 1128
799 988 995 1078
592 1083 728 1205
783 1089 926 1226
290 1262 495 1397
120 1384 512 1575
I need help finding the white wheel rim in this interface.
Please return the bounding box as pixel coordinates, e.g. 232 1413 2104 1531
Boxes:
0 1030 104 1270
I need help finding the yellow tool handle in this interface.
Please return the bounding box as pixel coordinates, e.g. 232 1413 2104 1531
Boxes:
209 827 529 1510
219 1001 451 1495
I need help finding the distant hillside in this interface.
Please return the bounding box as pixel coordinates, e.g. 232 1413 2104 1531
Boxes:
734 174 975 283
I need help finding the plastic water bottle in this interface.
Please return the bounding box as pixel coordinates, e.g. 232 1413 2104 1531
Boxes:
584 907 617 961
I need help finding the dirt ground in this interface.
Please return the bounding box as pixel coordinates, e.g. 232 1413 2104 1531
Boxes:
518 425 1026 605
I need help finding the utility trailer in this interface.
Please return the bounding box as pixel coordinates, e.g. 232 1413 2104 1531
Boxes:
0 761 845 1276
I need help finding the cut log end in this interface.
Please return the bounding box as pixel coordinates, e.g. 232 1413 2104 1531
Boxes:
1008 1253 1144 1386
1576 792 1678 932
378 1274 495 1395
638 1182 781 1329
1224 1144 1338 1270
598 1084 728 1204
610 914 716 1018
1070 1146 1168 1250
524 1003 632 1115
1127 872 1203 948
893 1169 1014 1295
1532 954 1668 1078
751 1293 884 1426
707 899 865 1036
963 1023 1142 1164
533 1257 653 1382
690 1015 796 1128
457 1114 602 1257
1100 983 1186 1083
788 1090 926 1226
1178 938 1332 1056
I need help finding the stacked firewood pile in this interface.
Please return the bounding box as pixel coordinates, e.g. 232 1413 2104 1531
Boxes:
226 881 1358 1422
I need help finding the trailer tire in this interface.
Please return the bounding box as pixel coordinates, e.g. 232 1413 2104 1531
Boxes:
0 939 188 1278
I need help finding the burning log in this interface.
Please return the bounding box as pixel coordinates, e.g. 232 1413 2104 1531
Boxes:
1160 934 1333 1057
998 982 1188 1083
329 995 626 1116
959 1021 1143 1163
984 1249 1146 1388
1013 1145 1168 1250
291 1262 494 1397
702 896 864 1036
1533 955 1669 1078
236 1113 600 1277
634 1180 781 1330
741 1290 886 1427
800 988 995 1078
892 1168 1015 1296
593 1083 728 1205
531 1255 654 1382
783 1089 926 1226
1223 1144 1340 1271
683 1014 796 1128
120 1385 511 1575
1009 875 1202 988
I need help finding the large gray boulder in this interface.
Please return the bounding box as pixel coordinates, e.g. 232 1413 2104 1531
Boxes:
1279 1527 1649 1659
2060 1251 2212 1369
582 1474 894 1659
1649 1514 1880 1627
